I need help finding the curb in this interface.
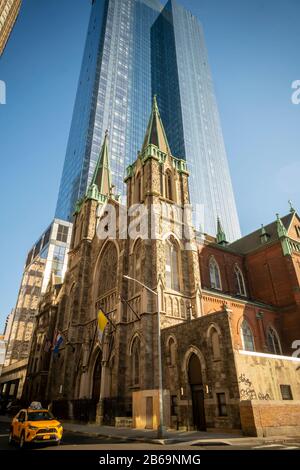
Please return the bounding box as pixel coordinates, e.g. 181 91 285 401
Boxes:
65 428 166 445
62 427 300 447
64 428 236 446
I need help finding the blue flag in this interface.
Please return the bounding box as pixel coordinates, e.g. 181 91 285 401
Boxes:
53 332 63 354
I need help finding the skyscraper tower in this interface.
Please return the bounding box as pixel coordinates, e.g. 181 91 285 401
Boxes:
0 0 22 56
55 0 240 241
55 0 162 222
151 0 241 241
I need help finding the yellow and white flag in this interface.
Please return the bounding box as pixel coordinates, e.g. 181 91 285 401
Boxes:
97 308 108 343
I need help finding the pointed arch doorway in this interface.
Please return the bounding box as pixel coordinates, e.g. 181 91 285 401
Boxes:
92 351 102 401
188 353 206 431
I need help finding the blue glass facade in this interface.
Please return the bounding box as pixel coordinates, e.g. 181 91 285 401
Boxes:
151 0 241 241
55 0 161 221
55 0 240 241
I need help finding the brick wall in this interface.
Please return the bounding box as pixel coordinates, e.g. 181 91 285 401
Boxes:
240 401 300 437
199 244 246 296
246 244 295 306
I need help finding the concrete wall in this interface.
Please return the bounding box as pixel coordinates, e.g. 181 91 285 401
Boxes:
235 350 300 436
234 350 300 401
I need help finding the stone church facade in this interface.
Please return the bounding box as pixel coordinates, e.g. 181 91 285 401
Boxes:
23 99 300 436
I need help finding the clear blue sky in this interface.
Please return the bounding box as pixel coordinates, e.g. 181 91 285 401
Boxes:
0 0 299 330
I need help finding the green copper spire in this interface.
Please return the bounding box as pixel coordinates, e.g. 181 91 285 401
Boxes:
276 213 287 238
260 224 270 244
288 200 296 213
216 217 228 245
74 132 118 215
90 130 112 196
79 131 118 209
276 213 292 256
142 95 171 154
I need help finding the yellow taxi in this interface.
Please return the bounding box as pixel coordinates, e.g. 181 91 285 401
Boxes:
9 406 63 448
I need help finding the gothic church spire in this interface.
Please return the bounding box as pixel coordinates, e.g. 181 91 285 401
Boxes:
90 130 112 197
142 95 171 155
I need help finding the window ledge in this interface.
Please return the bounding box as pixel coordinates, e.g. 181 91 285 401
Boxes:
129 385 140 391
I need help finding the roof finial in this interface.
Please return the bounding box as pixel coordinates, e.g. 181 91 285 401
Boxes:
288 200 296 213
260 224 270 244
216 216 228 245
276 213 287 238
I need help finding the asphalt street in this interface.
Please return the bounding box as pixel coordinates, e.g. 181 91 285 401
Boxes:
1 422 300 451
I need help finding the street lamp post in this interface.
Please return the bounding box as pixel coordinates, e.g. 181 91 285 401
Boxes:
123 274 165 439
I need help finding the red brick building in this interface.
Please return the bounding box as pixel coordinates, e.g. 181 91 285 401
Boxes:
199 210 300 357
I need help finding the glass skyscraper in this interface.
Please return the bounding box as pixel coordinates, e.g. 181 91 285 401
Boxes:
151 0 240 241
55 0 240 241
55 0 162 221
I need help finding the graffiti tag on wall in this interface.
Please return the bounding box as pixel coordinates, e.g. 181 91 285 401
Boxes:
238 374 271 401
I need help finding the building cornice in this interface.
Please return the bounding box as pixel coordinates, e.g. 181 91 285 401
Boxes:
202 288 278 312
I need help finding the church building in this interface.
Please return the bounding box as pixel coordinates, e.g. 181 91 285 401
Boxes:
23 98 300 437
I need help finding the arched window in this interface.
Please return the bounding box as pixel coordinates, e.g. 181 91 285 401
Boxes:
133 240 142 293
267 327 282 355
165 171 173 201
234 265 247 296
98 242 118 297
240 320 255 351
135 173 142 203
131 337 140 386
209 257 222 290
165 238 180 291
180 299 186 319
168 337 176 366
210 328 221 359
175 298 180 317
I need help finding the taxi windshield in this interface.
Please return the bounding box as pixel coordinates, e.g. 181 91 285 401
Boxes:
28 411 54 421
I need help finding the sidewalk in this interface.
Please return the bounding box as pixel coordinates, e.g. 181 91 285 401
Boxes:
54 422 300 447
61 421 245 446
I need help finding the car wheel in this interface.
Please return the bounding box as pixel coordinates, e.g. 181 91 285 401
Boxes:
8 430 14 445
19 432 26 449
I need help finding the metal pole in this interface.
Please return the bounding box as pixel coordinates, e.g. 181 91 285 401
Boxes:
123 275 165 439
156 285 165 439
